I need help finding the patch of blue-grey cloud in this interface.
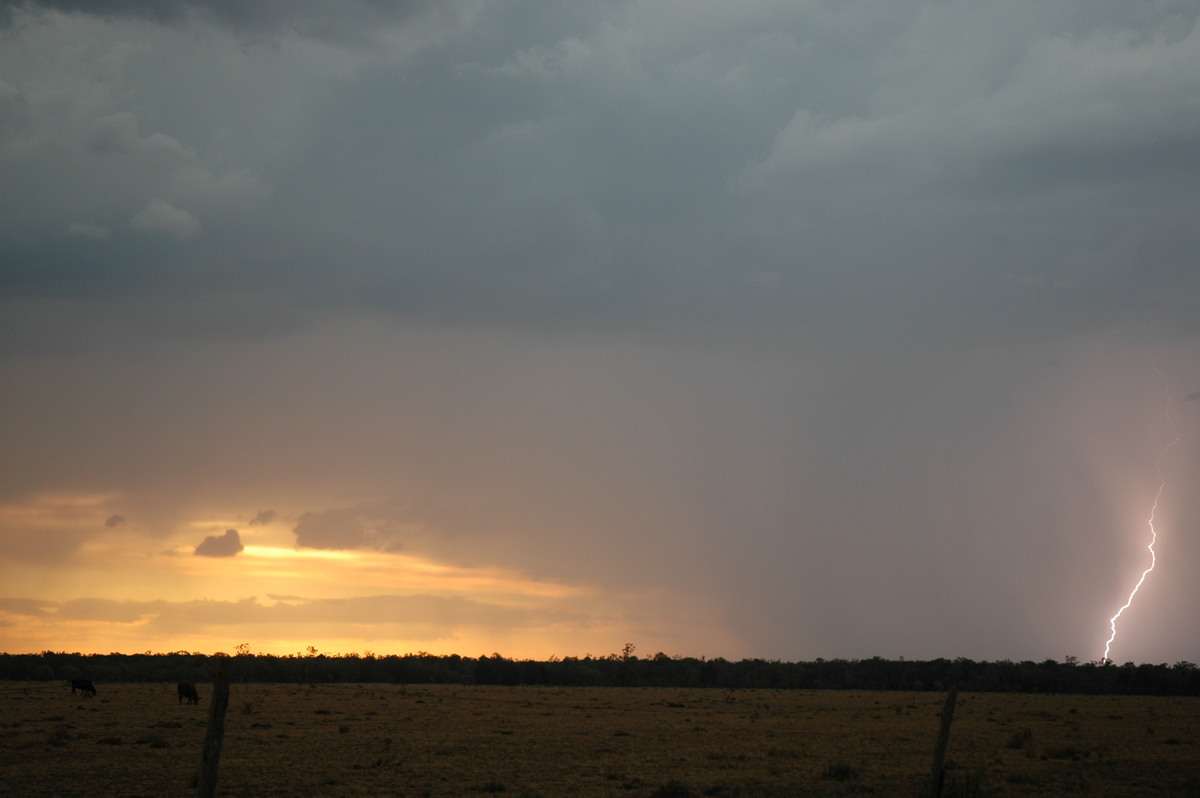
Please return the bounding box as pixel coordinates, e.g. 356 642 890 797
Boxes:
1 1 1198 355
0 0 435 43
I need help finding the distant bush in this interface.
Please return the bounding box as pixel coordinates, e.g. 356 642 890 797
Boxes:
1004 728 1032 749
649 780 693 797
1044 745 1082 760
4 650 1200 695
821 762 858 781
941 769 989 797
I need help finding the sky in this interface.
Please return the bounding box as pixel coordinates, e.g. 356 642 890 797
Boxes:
2 0 1199 666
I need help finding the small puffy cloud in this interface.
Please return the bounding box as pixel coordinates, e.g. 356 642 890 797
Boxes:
104 514 125 528
87 111 141 155
1186 392 1200 402
249 509 277 526
129 198 202 239
89 112 196 164
64 222 111 240
194 528 244 558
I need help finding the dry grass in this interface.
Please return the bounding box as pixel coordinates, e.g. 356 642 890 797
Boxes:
1 682 1198 796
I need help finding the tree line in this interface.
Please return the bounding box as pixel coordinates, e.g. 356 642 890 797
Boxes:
1 650 1197 695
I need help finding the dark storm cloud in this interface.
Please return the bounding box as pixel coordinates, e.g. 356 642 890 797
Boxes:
1 1 1198 357
193 528 244 557
104 514 125 528
0 0 431 43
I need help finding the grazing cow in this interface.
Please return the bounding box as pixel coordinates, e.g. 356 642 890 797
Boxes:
177 682 200 705
70 678 96 697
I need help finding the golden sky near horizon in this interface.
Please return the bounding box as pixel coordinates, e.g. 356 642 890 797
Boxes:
0 490 743 658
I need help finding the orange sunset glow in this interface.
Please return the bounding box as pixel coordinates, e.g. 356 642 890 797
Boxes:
0 493 741 659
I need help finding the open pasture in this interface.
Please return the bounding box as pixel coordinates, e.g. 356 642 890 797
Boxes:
1 682 1197 796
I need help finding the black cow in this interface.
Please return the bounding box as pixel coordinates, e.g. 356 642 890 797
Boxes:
177 682 200 705
70 678 96 697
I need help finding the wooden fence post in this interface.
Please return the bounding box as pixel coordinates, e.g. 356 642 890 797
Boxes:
195 656 232 798
927 687 958 798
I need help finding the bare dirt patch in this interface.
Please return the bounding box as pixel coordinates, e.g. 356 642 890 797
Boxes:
1 682 1197 796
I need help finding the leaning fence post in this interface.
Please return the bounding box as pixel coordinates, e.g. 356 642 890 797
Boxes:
927 687 958 798
195 655 232 798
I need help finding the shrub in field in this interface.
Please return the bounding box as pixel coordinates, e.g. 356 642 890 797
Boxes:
820 762 858 781
135 733 169 748
46 726 72 747
649 780 693 797
941 768 990 798
1004 728 1032 749
1044 744 1083 760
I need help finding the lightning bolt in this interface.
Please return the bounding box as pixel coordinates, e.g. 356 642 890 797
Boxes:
1101 371 1180 664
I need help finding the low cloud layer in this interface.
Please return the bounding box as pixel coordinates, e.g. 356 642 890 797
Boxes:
292 509 405 552
0 580 694 659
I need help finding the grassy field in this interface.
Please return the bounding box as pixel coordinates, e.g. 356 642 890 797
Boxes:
1 681 1197 796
